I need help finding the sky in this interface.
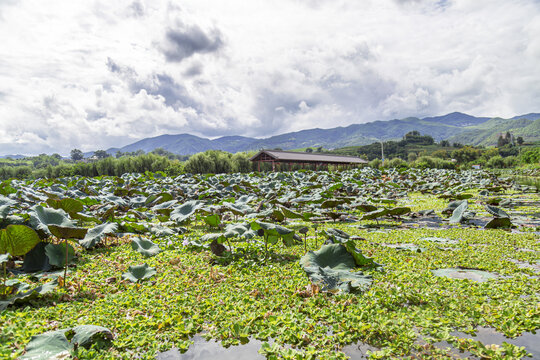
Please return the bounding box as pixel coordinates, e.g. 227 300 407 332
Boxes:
0 0 539 155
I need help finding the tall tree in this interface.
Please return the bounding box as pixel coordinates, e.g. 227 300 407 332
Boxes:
70 149 83 161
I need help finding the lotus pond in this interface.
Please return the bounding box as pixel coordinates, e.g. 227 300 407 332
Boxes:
0 168 538 359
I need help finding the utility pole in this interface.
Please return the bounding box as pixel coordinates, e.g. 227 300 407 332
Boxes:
381 141 384 161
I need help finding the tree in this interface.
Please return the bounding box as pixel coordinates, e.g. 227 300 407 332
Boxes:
497 135 508 148
516 136 524 145
94 150 110 159
440 140 450 147
305 148 313 153
70 149 84 161
316 147 323 152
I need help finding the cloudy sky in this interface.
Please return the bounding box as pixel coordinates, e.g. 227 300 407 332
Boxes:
0 0 539 155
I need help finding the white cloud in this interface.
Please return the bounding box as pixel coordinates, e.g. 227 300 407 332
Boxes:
0 0 538 154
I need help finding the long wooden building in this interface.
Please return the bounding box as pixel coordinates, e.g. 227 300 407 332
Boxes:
249 150 367 171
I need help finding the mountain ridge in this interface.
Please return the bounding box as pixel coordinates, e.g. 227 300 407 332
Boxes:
80 112 540 157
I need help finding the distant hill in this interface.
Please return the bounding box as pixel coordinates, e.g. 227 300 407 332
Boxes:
100 112 539 155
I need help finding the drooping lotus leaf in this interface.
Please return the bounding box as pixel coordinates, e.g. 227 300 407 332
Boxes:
149 225 175 237
271 209 285 222
0 225 41 256
449 200 468 224
361 208 389 220
70 325 115 347
23 242 51 272
485 217 512 229
203 214 221 227
18 329 71 360
324 228 350 243
122 263 157 283
299 243 373 294
79 223 118 249
19 325 114 360
353 203 378 212
343 240 379 268
46 198 84 215
48 225 88 239
484 205 509 218
29 205 76 236
280 206 303 219
170 201 202 223
45 243 75 268
431 268 497 282
222 202 253 216
387 207 411 217
0 252 8 264
131 237 162 257
0 280 57 311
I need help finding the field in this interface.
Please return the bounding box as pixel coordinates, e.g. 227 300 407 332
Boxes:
0 168 539 359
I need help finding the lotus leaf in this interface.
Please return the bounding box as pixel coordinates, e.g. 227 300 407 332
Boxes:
204 214 221 227
79 223 118 249
485 205 510 218
19 325 114 360
361 208 389 220
0 225 41 256
0 280 57 310
449 200 468 224
45 243 75 268
299 244 373 294
170 201 202 223
131 237 162 257
122 263 157 283
29 205 76 236
23 242 51 272
48 225 88 239
46 198 84 214
485 217 512 229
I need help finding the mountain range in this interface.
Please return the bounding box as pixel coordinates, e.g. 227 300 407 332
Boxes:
97 112 540 156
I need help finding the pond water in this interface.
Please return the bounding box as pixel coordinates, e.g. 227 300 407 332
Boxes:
431 268 498 282
341 342 379 359
434 327 540 359
155 336 266 360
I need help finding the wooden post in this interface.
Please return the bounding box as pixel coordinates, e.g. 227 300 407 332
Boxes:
258 161 260 172
272 161 275 172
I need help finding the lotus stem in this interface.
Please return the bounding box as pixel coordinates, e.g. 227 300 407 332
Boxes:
64 238 68 287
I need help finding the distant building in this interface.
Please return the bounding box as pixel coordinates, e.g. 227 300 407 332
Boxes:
471 164 481 170
250 149 367 171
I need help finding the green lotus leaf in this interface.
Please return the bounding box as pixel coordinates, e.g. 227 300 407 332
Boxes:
280 206 303 219
485 217 512 229
149 225 175 237
0 252 9 264
0 280 57 311
79 223 118 249
449 200 468 224
23 242 51 272
29 205 76 236
122 263 157 283
387 207 411 217
48 225 88 239
46 198 84 215
299 243 373 294
131 237 162 257
19 325 113 360
170 201 202 223
18 329 71 360
70 325 115 347
203 214 221 227
0 225 41 256
45 243 75 268
361 208 389 220
484 205 509 218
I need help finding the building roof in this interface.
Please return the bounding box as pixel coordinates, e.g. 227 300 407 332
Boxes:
250 150 367 164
